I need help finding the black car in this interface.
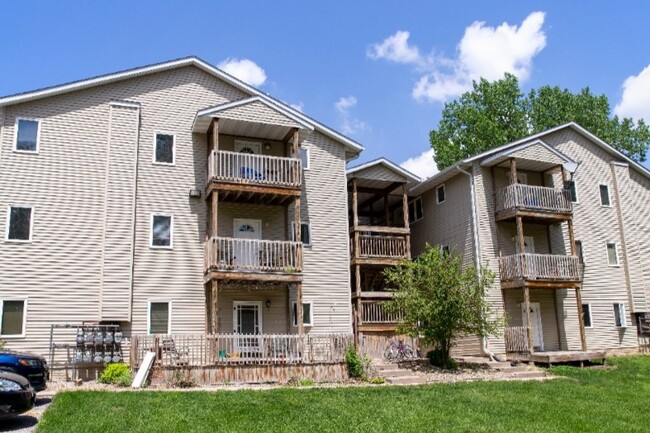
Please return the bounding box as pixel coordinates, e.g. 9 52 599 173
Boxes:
0 351 48 391
0 371 35 418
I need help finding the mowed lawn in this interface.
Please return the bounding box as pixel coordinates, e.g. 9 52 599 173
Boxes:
38 356 650 433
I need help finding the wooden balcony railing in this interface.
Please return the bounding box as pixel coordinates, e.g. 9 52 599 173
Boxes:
207 150 301 189
130 333 353 368
499 253 581 282
360 300 403 324
496 184 572 215
205 237 303 273
504 326 529 353
351 231 409 260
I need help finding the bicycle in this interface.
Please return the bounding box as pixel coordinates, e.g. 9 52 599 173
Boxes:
383 339 416 361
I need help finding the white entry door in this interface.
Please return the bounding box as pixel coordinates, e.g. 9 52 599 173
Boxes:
521 302 544 351
233 301 263 354
233 219 262 268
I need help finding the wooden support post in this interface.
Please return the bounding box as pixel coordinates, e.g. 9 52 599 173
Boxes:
352 178 359 227
211 191 219 238
575 287 587 351
355 264 361 347
294 197 301 243
524 285 534 354
401 184 409 230
292 128 300 181
384 194 389 226
516 216 525 253
211 119 219 152
297 282 304 335
510 158 517 184
212 280 218 334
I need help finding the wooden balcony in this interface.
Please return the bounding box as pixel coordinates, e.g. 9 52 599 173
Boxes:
498 253 581 289
495 184 572 222
204 237 303 282
350 226 410 265
206 150 302 205
358 300 402 331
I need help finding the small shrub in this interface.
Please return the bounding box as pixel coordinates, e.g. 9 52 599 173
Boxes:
345 345 370 379
171 369 196 388
299 378 314 387
427 349 458 370
366 377 385 385
98 363 133 387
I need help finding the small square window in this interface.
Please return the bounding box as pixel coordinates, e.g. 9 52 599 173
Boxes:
436 184 446 204
299 148 310 170
606 243 618 266
408 197 423 223
292 301 313 327
6 206 33 242
151 214 173 248
1 300 26 337
14 119 40 153
599 184 611 207
614 303 627 328
581 304 592 328
148 301 170 334
291 222 311 245
154 133 175 164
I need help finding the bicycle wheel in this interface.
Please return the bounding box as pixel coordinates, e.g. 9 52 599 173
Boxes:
402 344 415 359
384 344 397 361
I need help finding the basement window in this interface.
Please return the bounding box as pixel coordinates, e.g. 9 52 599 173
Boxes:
614 303 627 328
0 299 26 337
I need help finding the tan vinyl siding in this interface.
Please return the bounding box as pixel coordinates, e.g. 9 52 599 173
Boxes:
504 289 561 351
217 286 289 334
218 134 288 157
217 203 287 240
100 104 139 321
216 100 300 128
509 142 565 166
289 131 352 334
627 169 650 311
497 223 550 256
353 165 408 183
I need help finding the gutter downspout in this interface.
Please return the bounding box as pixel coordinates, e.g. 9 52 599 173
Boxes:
455 164 496 361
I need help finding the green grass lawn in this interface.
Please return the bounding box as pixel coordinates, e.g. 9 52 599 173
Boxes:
38 356 650 433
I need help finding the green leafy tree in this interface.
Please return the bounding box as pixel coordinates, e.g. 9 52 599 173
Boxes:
383 245 502 368
430 74 650 170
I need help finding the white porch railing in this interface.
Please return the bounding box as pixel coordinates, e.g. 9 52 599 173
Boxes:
504 326 529 353
130 333 353 367
360 300 402 324
208 150 301 188
353 233 409 260
499 253 581 281
496 184 572 215
205 237 303 273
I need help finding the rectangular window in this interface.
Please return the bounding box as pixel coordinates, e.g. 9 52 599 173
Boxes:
148 301 170 335
151 214 173 248
292 301 313 327
154 133 175 165
440 245 450 256
299 148 310 170
599 184 611 207
606 243 619 266
408 197 423 223
14 118 40 153
290 222 311 245
436 184 446 204
575 240 584 264
614 303 627 328
581 304 592 328
6 206 33 242
564 180 579 203
0 300 26 337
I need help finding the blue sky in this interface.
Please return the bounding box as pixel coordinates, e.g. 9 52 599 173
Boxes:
2 1 649 176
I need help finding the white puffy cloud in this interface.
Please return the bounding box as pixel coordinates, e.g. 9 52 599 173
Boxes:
217 58 267 87
369 12 547 103
367 31 421 64
335 96 368 135
400 149 439 179
614 64 650 122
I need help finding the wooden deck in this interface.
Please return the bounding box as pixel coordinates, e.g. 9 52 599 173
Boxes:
507 350 607 365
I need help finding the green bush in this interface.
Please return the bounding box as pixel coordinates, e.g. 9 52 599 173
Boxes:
171 369 196 388
345 345 370 379
98 363 133 387
366 377 385 385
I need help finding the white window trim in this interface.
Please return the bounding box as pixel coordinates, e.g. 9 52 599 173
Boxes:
436 184 446 205
599 183 612 207
150 213 174 249
614 302 627 328
606 242 620 267
582 303 593 329
568 180 580 204
5 205 34 243
152 132 176 166
299 147 310 170
0 297 28 338
290 221 312 246
409 197 423 223
13 117 41 154
291 301 314 327
575 240 585 264
147 300 172 335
